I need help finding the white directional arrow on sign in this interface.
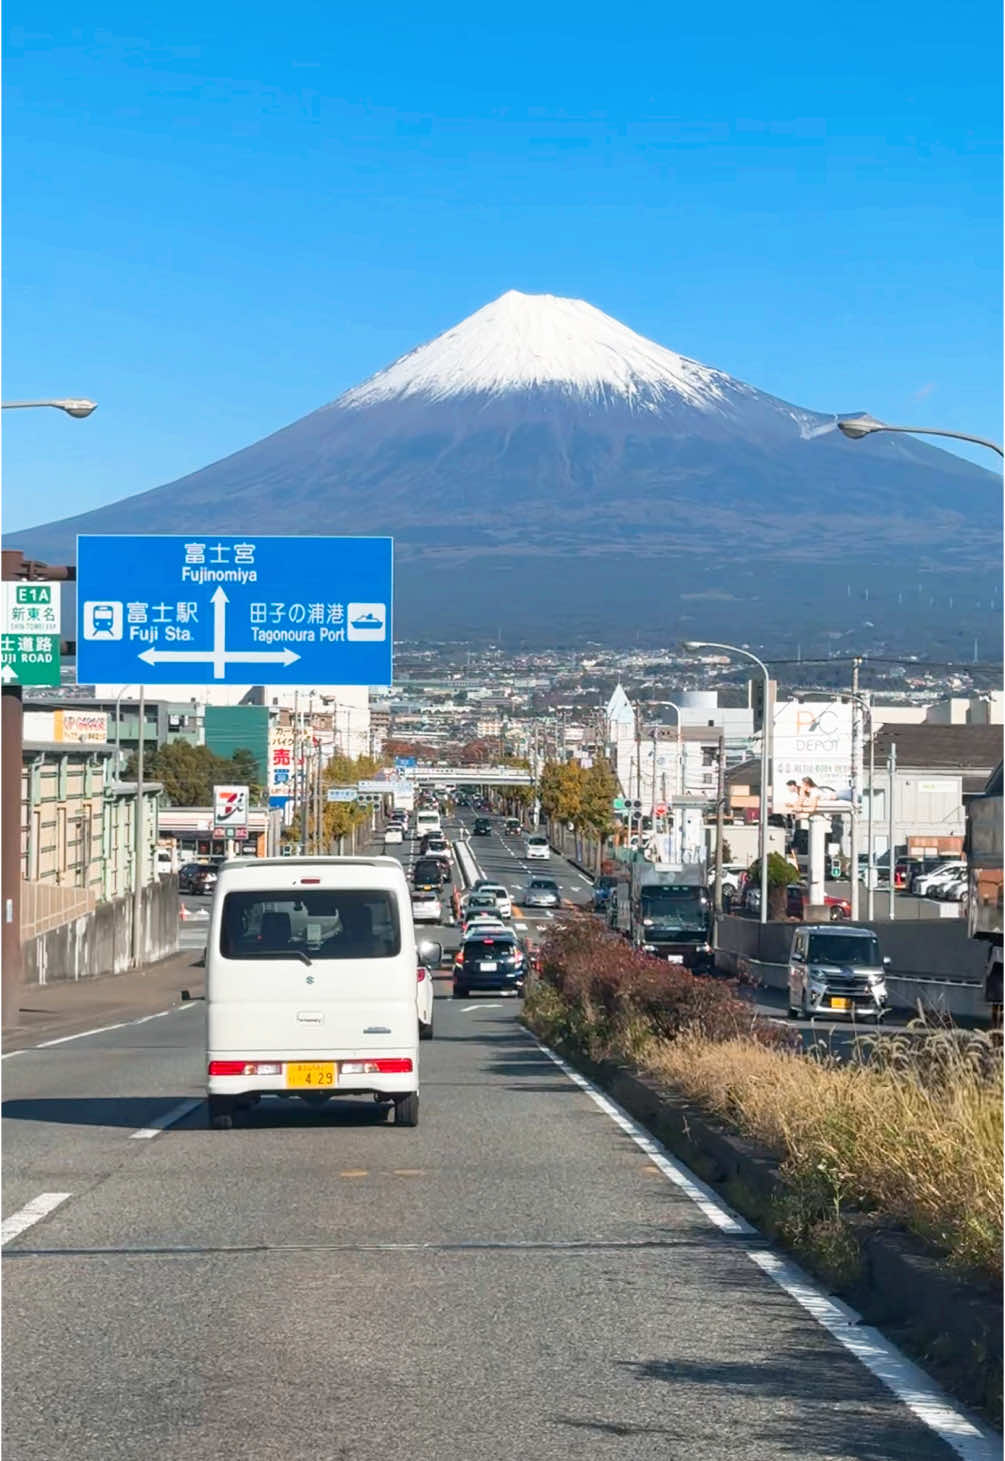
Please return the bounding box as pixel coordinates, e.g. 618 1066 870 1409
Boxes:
136 589 300 679
0 663 18 683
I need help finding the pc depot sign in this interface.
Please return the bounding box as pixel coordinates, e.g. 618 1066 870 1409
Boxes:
76 535 392 686
1 582 61 686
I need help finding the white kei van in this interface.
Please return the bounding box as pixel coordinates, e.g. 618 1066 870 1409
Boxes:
207 857 425 1130
414 809 442 840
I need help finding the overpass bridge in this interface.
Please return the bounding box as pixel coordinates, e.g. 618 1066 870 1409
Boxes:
394 765 534 787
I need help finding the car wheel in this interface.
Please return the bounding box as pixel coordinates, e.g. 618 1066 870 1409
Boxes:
394 1092 419 1127
419 1019 433 1041
209 1097 234 1130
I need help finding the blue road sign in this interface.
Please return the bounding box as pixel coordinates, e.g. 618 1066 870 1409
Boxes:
394 756 417 770
76 535 392 686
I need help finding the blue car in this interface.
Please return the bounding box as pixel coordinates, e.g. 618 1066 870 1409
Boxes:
592 875 620 913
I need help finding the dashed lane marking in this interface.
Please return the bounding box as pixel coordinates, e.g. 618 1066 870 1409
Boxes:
128 1098 203 1140
3 1002 198 1059
2 1193 72 1246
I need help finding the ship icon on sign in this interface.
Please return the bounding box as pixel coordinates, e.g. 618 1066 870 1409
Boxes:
346 603 387 641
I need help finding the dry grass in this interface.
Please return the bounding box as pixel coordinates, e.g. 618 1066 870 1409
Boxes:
642 1028 1003 1281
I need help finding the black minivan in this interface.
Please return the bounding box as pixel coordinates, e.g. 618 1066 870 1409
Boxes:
413 857 449 890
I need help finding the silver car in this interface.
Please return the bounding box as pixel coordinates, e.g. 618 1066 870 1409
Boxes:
788 924 889 1021
521 878 561 909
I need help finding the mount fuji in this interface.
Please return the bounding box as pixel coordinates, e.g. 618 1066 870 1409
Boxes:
10 290 1000 648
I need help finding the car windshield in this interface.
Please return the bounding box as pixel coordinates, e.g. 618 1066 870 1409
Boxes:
641 888 706 931
220 889 400 961
414 860 443 879
806 933 882 966
529 880 558 891
464 938 516 957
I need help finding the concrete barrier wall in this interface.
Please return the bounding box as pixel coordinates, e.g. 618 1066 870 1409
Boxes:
23 875 180 985
713 913 991 1018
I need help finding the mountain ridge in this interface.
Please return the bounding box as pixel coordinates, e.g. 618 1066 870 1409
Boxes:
9 290 1000 649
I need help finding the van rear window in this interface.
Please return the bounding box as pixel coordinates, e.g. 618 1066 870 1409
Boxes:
220 890 400 961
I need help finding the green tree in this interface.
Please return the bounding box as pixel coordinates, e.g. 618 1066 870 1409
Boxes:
538 760 584 826
747 852 799 920
124 741 263 807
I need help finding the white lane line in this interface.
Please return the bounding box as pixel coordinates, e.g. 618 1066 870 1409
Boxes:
4 1001 198 1058
128 1098 203 1140
2 1192 72 1246
747 1251 998 1460
531 1033 999 1459
514 921 528 931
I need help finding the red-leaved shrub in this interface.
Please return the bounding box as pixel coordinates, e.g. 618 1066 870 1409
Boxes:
535 914 790 1052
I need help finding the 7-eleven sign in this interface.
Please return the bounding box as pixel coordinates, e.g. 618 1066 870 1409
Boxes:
213 784 249 833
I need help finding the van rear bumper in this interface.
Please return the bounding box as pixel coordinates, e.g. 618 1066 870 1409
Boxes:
208 1050 418 1098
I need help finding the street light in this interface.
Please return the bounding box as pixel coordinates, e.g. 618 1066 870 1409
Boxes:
685 641 771 924
837 414 1003 459
2 399 98 419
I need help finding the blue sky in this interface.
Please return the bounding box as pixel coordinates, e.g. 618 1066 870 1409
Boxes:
4 0 1001 529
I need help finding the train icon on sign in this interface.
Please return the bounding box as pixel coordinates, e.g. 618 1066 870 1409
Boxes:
347 603 387 641
83 601 123 640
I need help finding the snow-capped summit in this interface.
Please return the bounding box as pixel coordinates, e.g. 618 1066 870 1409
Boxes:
337 289 744 412
10 287 998 651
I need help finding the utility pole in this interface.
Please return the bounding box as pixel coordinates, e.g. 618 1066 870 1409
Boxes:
850 658 861 920
887 741 897 920
713 732 725 913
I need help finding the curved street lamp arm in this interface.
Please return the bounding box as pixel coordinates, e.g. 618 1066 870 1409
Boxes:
861 423 1003 459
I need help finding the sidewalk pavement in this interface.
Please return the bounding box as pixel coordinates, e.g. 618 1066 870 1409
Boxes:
2 949 205 1055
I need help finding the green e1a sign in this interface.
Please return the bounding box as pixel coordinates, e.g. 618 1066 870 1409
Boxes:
1 582 62 686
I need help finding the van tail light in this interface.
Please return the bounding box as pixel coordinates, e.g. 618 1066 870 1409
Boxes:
340 1058 413 1075
417 967 427 982
209 1061 282 1076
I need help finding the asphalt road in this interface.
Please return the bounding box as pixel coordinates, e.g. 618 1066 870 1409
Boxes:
3 821 995 1459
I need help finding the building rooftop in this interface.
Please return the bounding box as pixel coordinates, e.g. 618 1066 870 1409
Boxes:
870 724 1003 772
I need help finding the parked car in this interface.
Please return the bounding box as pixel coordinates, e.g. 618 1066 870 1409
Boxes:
914 861 966 897
472 817 492 837
786 884 851 922
933 875 968 903
525 834 550 861
178 862 204 893
521 878 561 909
411 889 443 924
189 866 218 896
453 930 527 998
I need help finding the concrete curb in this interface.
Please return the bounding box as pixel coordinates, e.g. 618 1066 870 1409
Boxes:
528 1022 1003 1420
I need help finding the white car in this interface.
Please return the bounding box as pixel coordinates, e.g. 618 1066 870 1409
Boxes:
416 964 434 1040
462 912 507 938
384 826 403 846
915 862 966 897
934 875 968 902
411 890 442 923
476 883 512 919
525 834 550 861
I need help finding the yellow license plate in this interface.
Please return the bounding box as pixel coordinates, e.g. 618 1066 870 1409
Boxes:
828 997 851 1011
286 1062 336 1088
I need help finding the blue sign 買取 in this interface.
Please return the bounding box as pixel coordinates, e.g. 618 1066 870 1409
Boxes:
76 535 392 686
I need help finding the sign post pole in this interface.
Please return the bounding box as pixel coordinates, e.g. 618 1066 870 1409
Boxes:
131 686 145 968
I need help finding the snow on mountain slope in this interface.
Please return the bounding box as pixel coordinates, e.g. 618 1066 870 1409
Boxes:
337 290 750 412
